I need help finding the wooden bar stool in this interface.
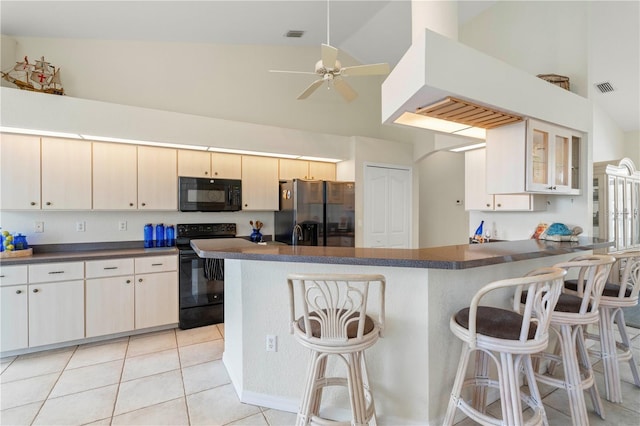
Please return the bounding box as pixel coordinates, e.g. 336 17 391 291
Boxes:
287 274 385 426
532 254 615 426
568 250 640 403
443 267 567 426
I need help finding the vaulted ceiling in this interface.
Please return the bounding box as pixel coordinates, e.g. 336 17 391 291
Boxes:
1 1 637 132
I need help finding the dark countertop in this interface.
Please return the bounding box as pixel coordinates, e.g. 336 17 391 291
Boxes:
0 241 178 266
190 237 613 270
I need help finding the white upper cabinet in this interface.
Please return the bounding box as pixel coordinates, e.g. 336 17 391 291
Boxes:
177 149 211 178
279 159 336 181
41 137 92 209
486 119 581 195
0 134 41 210
465 148 546 211
137 146 177 210
211 152 241 179
241 155 279 211
178 150 242 179
92 142 138 210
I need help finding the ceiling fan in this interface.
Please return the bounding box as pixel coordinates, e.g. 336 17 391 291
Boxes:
269 1 390 102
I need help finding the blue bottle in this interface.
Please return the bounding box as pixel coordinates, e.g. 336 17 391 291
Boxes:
155 223 166 247
166 225 175 247
144 224 154 248
14 233 28 250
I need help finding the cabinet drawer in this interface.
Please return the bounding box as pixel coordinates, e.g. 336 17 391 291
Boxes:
86 258 134 278
0 265 28 286
29 262 84 283
135 255 177 274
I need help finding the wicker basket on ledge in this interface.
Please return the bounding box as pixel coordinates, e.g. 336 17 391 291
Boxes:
537 74 570 91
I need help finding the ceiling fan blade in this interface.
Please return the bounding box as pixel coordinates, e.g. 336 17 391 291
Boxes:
341 63 390 76
333 77 358 102
269 70 318 75
321 44 339 69
297 79 325 100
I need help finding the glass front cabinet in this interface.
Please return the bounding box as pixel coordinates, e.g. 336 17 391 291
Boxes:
594 158 640 250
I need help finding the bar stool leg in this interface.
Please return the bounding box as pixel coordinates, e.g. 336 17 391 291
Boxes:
443 345 472 426
600 306 623 402
522 354 549 426
359 352 377 426
499 352 521 425
346 352 367 426
558 324 590 426
575 325 605 419
615 308 640 387
471 350 490 413
297 351 326 426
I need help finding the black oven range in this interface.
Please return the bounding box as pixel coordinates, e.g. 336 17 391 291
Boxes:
176 223 236 329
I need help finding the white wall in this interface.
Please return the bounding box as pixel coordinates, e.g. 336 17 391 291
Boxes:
593 103 626 162
625 131 640 165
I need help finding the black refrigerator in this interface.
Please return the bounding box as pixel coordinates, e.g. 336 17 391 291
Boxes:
275 179 355 247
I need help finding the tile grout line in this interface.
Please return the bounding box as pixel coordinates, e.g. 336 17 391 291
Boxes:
108 335 132 424
28 344 80 426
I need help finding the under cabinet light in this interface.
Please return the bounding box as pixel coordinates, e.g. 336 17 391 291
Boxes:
298 156 342 163
449 142 487 152
80 134 208 151
207 147 299 159
0 126 83 139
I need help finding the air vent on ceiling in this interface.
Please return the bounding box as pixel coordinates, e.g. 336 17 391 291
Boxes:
415 97 523 129
285 30 305 38
595 81 615 93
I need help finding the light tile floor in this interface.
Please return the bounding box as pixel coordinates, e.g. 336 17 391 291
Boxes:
1 323 639 425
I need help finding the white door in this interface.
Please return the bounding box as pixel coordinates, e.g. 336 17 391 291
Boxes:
364 165 411 248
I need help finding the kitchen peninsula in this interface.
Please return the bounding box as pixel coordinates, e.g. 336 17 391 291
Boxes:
191 238 612 425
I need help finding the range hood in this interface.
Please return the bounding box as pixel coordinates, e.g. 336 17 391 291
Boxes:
381 29 591 133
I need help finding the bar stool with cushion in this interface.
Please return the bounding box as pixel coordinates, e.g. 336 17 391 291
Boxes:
567 250 640 403
287 273 385 426
532 254 615 426
443 267 567 426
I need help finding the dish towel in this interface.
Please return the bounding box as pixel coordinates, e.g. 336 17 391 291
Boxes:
204 258 224 281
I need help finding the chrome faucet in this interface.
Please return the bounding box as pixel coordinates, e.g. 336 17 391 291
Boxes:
292 224 303 246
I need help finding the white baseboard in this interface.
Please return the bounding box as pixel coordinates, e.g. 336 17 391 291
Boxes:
239 389 299 413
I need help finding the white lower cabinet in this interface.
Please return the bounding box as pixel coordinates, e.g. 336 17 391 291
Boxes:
1 255 178 354
134 256 179 329
85 258 136 338
86 255 178 337
28 280 85 347
1 284 29 352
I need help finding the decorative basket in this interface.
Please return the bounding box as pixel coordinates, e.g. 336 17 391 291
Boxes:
537 74 570 91
0 248 33 258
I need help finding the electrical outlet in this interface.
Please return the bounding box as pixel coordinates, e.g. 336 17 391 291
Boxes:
76 221 86 232
266 335 277 352
119 221 127 231
34 221 44 233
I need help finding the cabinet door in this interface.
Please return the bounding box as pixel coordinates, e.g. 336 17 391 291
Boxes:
279 159 309 180
0 134 41 209
92 142 138 209
41 137 92 210
211 153 242 179
526 120 577 194
135 271 178 329
308 161 336 181
1 285 28 351
29 280 84 347
86 276 135 337
0 265 28 286
633 180 640 247
178 150 211 178
241 156 279 210
137 146 177 210
464 148 494 210
494 195 533 210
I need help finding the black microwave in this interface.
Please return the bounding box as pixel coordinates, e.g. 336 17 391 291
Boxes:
179 177 242 212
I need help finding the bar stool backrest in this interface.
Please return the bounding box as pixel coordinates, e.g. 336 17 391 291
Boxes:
553 254 616 314
608 251 640 300
511 267 568 343
288 274 386 344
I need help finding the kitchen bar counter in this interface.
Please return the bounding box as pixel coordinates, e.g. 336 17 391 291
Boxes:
193 237 612 425
191 237 611 269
